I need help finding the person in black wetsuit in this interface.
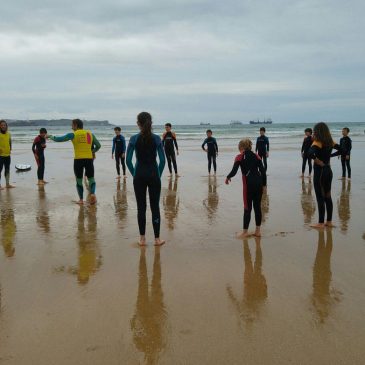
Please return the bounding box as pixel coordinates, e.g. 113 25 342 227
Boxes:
338 127 352 180
202 129 218 175
112 127 126 179
32 128 48 185
226 138 267 238
307 122 341 229
301 128 313 178
162 123 179 177
255 127 269 171
126 112 166 246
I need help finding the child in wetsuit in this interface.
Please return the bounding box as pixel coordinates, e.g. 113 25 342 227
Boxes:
162 123 179 176
339 127 352 180
301 128 313 178
226 138 267 238
255 127 269 171
112 127 126 179
202 129 218 175
32 128 48 185
0 120 14 190
307 122 341 229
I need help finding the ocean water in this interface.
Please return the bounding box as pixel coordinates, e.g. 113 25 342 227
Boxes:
8 122 365 150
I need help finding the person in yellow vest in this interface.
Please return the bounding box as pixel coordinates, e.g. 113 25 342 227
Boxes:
49 119 101 205
0 120 15 190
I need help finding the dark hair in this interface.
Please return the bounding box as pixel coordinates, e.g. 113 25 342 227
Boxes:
114 126 121 132
165 123 172 128
343 127 350 133
313 122 333 148
305 128 312 134
39 128 47 134
260 127 266 132
72 118 83 129
206 129 212 134
137 112 153 143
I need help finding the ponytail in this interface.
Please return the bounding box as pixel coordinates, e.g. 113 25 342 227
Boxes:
137 112 153 144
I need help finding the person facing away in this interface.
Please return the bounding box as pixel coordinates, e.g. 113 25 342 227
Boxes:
255 127 269 171
307 122 341 229
202 129 218 175
225 138 267 238
49 118 101 205
126 112 166 246
162 122 179 177
339 127 352 180
32 128 48 186
111 126 126 179
0 120 15 190
301 127 313 178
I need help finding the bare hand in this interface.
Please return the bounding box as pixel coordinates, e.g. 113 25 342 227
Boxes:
266 152 269 158
122 153 125 158
177 150 179 156
111 155 114 159
346 155 350 160
225 178 230 185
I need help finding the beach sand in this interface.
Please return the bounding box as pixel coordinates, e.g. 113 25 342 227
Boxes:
1 142 365 364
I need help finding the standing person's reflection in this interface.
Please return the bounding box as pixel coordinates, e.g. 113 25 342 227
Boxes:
227 237 267 326
261 189 270 223
0 192 16 258
76 206 101 285
337 180 351 232
114 179 128 229
311 230 341 323
301 179 316 224
36 186 50 234
163 178 180 230
131 248 167 365
203 176 219 224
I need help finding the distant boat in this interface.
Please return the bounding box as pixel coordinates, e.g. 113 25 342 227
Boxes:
249 118 273 125
200 122 211 126
229 120 243 126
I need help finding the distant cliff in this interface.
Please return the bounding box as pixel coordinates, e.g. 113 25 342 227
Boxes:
6 119 112 127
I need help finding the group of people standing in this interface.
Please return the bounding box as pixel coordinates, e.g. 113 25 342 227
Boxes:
0 115 353 246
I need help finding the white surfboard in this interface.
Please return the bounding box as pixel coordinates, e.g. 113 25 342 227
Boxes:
15 164 32 172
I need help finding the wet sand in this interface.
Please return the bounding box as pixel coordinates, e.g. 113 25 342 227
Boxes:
1 142 365 364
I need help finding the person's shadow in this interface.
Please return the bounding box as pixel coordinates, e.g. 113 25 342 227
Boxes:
227 237 267 328
311 229 342 324
163 178 180 231
131 248 167 365
337 179 351 233
0 191 16 258
300 178 316 225
203 176 219 224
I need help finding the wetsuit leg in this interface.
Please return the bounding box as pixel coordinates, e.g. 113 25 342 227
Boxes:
346 159 351 178
322 167 333 221
121 155 126 175
252 188 263 227
313 167 325 223
37 154 45 180
341 158 346 178
74 159 85 200
262 155 267 171
243 194 253 229
133 176 148 236
0 157 4 182
212 154 217 173
207 153 212 173
3 157 10 185
308 156 312 175
84 159 96 194
115 153 121 176
166 153 172 174
148 175 162 238
302 156 307 174
171 153 178 174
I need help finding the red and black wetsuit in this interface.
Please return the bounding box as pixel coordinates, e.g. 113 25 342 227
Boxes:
227 150 267 230
32 135 46 180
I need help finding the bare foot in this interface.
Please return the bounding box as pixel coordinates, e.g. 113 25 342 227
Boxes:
76 200 84 205
254 228 261 237
0 186 4 191
154 238 166 246
300 174 304 178
338 177 345 180
89 194 97 205
310 223 325 229
6 185 15 189
236 230 251 239
123 175 127 179
325 221 336 228
139 236 147 246
116 176 121 180
175 174 180 178
347 178 351 181
37 181 45 185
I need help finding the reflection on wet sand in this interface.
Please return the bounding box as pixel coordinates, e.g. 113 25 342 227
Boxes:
75 206 102 285
131 248 167 365
163 178 180 230
203 176 219 223
300 178 316 224
0 192 16 258
311 230 342 324
227 238 267 327
36 186 50 234
337 180 351 233
114 180 128 229
261 189 270 223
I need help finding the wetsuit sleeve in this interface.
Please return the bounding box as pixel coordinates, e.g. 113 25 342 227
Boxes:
156 136 166 177
214 138 218 153
173 134 178 150
226 155 242 179
92 134 101 153
330 143 342 157
308 145 320 160
255 137 259 152
50 133 75 142
162 133 166 147
266 137 269 152
126 136 136 176
122 136 126 153
32 137 37 154
202 139 207 150
112 137 116 155
258 158 267 186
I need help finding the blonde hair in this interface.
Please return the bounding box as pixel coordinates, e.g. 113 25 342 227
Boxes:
238 138 252 151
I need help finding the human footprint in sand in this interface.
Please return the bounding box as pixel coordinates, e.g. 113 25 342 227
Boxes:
225 138 267 239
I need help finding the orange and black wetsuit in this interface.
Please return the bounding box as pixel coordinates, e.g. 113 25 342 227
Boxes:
32 135 46 180
308 141 341 223
227 150 267 229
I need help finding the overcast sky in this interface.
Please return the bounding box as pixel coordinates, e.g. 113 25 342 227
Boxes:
0 0 364 124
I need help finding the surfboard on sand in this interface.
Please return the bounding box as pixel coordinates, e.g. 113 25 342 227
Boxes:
15 164 32 172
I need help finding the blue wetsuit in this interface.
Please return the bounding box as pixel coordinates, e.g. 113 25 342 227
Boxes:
126 133 165 237
112 134 126 176
202 137 218 173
